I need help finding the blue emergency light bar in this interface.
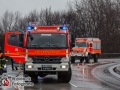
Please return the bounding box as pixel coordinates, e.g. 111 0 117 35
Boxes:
26 25 34 31
60 25 67 30
26 24 67 31
26 22 38 31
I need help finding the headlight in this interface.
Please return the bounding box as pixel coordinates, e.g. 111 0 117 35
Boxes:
26 65 34 68
61 65 67 68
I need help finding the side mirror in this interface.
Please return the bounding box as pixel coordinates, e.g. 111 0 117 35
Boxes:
30 36 34 41
28 31 34 41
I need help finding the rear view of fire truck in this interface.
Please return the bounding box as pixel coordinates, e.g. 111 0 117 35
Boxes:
71 38 101 63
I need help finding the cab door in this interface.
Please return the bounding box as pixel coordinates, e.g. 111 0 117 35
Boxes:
4 32 26 63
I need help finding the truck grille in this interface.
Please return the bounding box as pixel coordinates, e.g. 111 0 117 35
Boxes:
29 56 64 63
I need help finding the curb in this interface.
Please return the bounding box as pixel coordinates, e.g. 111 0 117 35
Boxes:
91 63 120 90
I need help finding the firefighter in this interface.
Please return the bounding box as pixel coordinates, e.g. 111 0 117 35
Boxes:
0 50 7 75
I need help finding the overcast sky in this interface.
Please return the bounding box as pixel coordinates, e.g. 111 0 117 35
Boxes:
0 0 74 17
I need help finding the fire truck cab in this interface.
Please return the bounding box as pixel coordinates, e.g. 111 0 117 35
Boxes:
3 23 75 83
71 38 101 63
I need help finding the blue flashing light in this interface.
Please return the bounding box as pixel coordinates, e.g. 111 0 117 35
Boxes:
26 25 34 31
60 25 67 30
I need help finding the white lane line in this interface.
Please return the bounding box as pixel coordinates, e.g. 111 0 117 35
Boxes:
69 82 77 87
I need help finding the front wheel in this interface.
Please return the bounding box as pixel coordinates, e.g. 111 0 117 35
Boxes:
31 75 38 83
85 56 90 63
93 54 98 63
58 68 72 83
80 57 84 63
23 71 38 83
71 57 75 63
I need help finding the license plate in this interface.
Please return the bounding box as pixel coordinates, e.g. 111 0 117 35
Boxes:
41 65 52 70
42 67 52 70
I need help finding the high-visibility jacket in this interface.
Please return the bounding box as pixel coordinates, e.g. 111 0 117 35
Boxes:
0 53 6 69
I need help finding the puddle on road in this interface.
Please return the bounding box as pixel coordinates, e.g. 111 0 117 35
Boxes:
70 62 112 89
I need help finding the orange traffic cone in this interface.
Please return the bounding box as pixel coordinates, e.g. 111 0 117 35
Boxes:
77 63 80 68
90 61 92 64
110 59 112 63
101 60 104 64
82 62 84 66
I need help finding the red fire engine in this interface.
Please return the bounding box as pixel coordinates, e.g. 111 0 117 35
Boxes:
71 38 101 63
3 23 75 83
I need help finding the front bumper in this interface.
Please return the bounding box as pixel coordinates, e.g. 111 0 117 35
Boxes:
71 53 88 57
25 63 69 71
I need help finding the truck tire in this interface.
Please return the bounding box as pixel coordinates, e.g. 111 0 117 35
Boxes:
71 57 75 63
24 71 38 83
80 57 84 63
93 54 98 63
85 56 90 63
23 64 38 83
29 73 38 83
58 68 72 83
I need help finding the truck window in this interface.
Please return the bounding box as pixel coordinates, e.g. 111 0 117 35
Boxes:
8 34 20 47
96 42 101 49
75 42 86 47
27 33 67 48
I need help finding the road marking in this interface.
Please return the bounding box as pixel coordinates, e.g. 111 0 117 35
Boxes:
69 82 77 87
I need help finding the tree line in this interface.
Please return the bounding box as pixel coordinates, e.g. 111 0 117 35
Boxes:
0 0 120 57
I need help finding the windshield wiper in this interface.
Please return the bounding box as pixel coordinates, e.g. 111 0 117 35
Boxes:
45 44 63 49
45 44 52 46
52 44 61 49
30 44 43 48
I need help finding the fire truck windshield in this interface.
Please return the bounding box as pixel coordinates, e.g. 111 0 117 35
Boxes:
75 42 86 47
27 33 67 49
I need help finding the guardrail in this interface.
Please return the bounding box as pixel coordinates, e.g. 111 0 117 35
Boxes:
102 53 120 54
100 53 120 58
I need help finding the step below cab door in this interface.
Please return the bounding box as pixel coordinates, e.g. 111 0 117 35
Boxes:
4 32 25 63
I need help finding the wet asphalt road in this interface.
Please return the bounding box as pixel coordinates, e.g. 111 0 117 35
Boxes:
1 59 120 90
